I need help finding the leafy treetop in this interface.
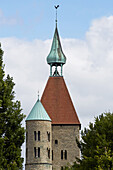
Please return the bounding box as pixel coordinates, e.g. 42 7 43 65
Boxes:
0 43 25 170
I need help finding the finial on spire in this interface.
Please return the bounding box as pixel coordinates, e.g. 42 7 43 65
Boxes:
47 5 66 77
38 90 39 101
54 5 59 26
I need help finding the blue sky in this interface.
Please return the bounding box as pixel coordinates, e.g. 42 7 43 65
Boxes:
1 0 113 130
1 0 113 40
1 0 113 166
0 0 113 132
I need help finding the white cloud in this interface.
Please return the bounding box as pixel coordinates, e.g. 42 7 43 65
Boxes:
1 15 113 127
1 15 113 167
86 16 113 68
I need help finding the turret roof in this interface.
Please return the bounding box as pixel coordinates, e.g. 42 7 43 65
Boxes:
26 99 51 121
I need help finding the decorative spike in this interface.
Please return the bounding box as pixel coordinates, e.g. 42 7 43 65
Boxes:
54 5 59 26
38 90 39 101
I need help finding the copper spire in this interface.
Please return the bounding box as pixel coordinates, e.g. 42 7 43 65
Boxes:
47 5 66 77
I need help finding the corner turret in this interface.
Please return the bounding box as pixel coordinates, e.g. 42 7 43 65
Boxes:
25 99 52 170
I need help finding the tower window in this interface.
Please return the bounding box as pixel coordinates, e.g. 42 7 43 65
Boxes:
65 150 67 160
48 149 50 159
38 131 40 141
34 147 40 158
26 132 28 143
47 132 50 142
55 140 58 144
34 131 36 141
52 150 53 160
61 150 63 160
38 147 40 158
34 147 36 157
26 148 28 159
47 148 50 159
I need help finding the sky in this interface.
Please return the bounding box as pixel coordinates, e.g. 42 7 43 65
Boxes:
1 0 113 167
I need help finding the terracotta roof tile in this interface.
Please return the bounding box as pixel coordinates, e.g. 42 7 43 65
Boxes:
41 77 80 125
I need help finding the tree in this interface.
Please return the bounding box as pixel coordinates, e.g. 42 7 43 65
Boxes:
65 112 113 170
0 43 25 169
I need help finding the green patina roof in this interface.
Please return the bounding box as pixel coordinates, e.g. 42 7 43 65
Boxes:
26 99 51 121
47 26 66 66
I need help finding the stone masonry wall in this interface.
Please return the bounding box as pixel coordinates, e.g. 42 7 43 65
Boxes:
52 125 80 170
25 120 52 170
25 164 52 170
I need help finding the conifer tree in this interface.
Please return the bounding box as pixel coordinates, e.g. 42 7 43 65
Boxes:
0 43 25 169
64 112 113 170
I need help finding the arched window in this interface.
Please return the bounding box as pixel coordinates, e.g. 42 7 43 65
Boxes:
38 131 40 141
52 150 53 160
65 150 67 160
34 147 40 158
26 148 28 159
61 150 63 160
47 132 50 142
38 147 40 157
48 149 50 159
34 147 36 157
26 132 28 143
47 148 50 159
34 131 36 141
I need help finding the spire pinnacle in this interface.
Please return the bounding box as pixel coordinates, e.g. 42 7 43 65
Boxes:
38 90 39 101
47 5 66 77
54 5 59 26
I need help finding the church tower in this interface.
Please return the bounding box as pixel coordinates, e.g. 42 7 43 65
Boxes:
25 7 81 170
25 98 52 170
41 7 81 170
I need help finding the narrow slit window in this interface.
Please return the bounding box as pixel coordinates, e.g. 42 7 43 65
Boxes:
48 149 50 159
61 150 63 160
38 131 40 141
34 147 36 157
34 131 36 141
26 148 28 159
47 148 50 159
47 132 50 142
65 150 67 160
38 147 40 158
26 132 28 143
52 150 53 160
55 140 58 144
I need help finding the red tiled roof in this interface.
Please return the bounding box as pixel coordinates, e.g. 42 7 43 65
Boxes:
41 76 80 125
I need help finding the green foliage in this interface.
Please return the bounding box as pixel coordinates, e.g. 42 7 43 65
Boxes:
65 112 113 170
0 43 25 169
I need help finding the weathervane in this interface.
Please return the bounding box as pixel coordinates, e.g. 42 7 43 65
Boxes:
54 5 59 25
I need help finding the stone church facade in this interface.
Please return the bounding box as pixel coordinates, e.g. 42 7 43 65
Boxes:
25 19 81 170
